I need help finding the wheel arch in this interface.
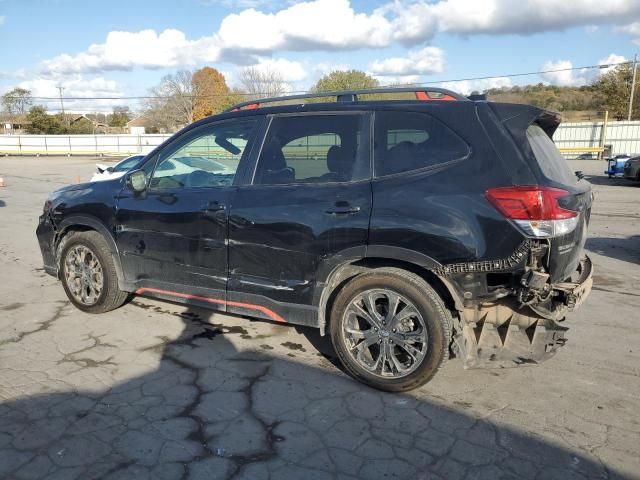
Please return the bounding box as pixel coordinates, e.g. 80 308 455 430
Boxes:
55 215 129 291
316 250 464 335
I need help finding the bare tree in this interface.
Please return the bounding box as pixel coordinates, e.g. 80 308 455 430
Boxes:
238 66 291 100
144 70 195 131
2 88 33 116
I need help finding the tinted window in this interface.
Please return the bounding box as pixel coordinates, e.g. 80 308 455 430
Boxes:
113 155 144 172
374 111 469 177
527 125 576 185
254 114 370 185
150 119 257 189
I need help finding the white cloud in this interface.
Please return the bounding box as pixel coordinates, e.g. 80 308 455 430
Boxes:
440 77 512 95
42 29 221 75
369 47 445 76
247 57 308 82
0 16 5 26
217 0 393 52
17 76 123 113
387 0 640 44
598 53 628 75
618 22 640 45
539 60 589 87
36 0 640 75
538 54 628 87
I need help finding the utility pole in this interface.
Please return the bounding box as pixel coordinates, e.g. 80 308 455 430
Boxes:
56 86 67 125
628 54 637 121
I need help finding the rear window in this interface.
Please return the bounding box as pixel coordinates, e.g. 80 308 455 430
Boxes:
527 125 576 185
374 111 469 177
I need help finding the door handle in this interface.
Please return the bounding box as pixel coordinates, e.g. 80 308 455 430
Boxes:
201 201 225 213
325 205 361 215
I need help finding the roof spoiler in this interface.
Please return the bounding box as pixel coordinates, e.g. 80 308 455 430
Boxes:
489 103 561 138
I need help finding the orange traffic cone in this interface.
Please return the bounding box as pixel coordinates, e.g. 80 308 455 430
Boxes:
0 177 5 187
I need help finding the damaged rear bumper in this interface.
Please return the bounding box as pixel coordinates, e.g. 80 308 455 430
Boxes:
454 255 593 369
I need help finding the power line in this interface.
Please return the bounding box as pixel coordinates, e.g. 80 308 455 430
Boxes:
26 60 631 102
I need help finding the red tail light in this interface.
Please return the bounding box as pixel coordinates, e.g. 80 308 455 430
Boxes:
486 186 579 238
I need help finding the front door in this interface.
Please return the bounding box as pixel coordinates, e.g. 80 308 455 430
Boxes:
227 112 372 325
116 118 260 305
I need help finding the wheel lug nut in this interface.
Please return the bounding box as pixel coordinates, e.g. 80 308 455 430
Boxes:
392 328 396 333
374 327 378 332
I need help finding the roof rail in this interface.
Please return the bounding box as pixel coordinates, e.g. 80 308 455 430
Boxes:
226 87 468 112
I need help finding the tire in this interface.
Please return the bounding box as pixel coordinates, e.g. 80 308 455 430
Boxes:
329 267 452 392
58 230 128 313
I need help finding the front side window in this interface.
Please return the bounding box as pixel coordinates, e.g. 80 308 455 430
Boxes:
150 119 257 189
374 111 469 177
254 114 370 185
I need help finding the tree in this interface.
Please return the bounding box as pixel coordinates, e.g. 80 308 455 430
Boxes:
144 70 195 131
238 66 291 100
593 63 639 120
25 106 64 134
2 88 32 115
311 70 379 93
107 106 131 127
192 67 233 121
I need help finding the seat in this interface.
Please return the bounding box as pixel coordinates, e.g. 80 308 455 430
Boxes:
257 142 295 185
384 141 418 176
186 170 215 188
318 145 354 183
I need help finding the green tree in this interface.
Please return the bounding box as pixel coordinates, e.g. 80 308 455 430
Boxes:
593 64 639 120
192 67 232 120
66 117 94 134
25 106 64 134
107 106 131 127
311 70 379 92
2 87 32 115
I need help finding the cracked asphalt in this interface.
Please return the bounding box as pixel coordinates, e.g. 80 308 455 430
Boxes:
0 157 639 480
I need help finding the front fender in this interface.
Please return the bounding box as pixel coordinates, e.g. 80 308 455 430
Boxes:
54 215 131 292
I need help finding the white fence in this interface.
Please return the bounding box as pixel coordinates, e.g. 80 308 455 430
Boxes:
1 120 639 157
0 134 173 156
554 120 640 157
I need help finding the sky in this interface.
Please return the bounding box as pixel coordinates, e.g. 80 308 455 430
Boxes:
1 0 640 113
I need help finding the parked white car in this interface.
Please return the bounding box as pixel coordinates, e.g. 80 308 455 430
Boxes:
91 155 146 182
91 155 235 183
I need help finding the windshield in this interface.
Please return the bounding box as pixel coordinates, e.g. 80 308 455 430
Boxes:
527 125 576 185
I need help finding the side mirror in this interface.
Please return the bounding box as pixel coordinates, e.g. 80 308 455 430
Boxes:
126 169 147 193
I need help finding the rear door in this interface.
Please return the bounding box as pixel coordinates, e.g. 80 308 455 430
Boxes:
227 112 372 325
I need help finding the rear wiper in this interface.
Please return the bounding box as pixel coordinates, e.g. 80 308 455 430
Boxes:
574 171 585 181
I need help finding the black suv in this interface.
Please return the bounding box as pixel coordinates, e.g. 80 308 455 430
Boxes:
36 88 593 391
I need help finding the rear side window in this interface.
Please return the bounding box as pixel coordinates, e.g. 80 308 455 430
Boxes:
374 111 469 177
527 125 576 185
254 114 370 185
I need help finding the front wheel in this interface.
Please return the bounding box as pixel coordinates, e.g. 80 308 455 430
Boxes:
330 268 452 392
59 231 128 313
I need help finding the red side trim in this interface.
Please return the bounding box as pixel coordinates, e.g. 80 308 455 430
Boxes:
135 287 285 323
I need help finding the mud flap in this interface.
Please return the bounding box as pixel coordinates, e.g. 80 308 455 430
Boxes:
457 301 568 369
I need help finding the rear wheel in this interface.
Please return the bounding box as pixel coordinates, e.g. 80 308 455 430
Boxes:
330 268 452 392
59 231 128 313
